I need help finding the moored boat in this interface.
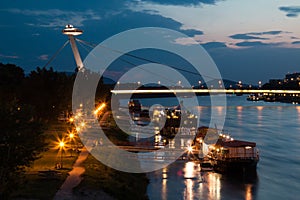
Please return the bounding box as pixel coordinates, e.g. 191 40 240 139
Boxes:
247 94 262 101
209 139 259 173
193 127 259 173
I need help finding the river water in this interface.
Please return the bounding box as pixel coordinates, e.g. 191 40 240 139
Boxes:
145 95 300 200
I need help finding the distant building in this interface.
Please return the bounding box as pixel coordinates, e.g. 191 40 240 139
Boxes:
263 72 300 90
269 79 283 86
285 73 300 82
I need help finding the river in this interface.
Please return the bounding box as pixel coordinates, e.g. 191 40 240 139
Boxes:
144 95 300 200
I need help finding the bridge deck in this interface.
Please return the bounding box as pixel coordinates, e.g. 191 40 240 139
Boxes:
111 89 300 95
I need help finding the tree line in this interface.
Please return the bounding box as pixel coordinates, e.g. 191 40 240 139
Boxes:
0 63 76 198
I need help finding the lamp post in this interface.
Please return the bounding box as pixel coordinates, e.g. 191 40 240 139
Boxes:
69 133 74 157
59 141 65 168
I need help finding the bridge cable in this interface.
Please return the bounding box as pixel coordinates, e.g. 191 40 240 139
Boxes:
75 39 219 81
42 40 70 69
76 39 179 85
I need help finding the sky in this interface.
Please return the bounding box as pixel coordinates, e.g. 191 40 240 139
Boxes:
1 0 300 84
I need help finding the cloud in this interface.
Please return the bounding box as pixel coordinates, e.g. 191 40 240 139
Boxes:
202 42 227 49
180 29 203 37
230 34 267 40
0 53 19 59
235 41 269 47
249 31 284 35
279 6 300 17
230 31 284 40
174 37 199 45
4 9 101 28
38 54 49 61
137 0 221 6
127 1 204 38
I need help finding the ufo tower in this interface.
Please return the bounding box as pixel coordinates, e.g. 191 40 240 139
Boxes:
62 24 84 71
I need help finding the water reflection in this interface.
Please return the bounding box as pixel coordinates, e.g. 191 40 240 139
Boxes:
146 97 300 200
162 178 167 200
256 106 263 126
184 179 194 200
245 184 253 200
207 173 221 200
296 106 300 125
184 162 197 200
147 161 258 200
237 106 243 125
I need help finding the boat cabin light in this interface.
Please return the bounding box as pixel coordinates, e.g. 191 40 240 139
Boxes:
245 146 252 149
187 146 193 153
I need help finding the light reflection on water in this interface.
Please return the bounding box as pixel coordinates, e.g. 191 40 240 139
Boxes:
147 96 300 200
147 161 256 200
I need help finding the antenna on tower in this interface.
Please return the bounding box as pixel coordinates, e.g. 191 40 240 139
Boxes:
62 24 84 71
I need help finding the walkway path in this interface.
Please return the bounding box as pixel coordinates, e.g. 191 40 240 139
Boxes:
54 147 89 200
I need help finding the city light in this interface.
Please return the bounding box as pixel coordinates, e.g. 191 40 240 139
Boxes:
69 132 74 139
187 146 193 153
94 103 106 115
80 122 86 127
59 141 65 148
69 117 74 123
68 132 76 157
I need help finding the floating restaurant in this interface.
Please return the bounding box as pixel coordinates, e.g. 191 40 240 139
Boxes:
193 127 259 173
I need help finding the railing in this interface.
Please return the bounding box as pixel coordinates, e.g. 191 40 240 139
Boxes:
216 152 259 160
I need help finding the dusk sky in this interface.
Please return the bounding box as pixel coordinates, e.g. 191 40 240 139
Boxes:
1 0 300 84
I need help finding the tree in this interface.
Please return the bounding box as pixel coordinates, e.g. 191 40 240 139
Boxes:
22 67 74 120
0 101 45 198
0 64 46 198
0 63 25 102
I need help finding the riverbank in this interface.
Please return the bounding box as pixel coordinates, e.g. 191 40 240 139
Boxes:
73 154 149 200
10 121 150 199
11 122 79 199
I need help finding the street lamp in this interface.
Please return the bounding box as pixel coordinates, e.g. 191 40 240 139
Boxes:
76 127 81 132
59 141 65 169
69 117 74 123
68 132 77 157
238 81 242 88
94 103 106 115
69 133 74 139
258 81 262 88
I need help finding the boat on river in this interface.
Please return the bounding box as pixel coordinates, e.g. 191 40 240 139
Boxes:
193 127 259 173
247 94 263 101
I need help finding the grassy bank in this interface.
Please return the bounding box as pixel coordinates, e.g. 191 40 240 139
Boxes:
75 124 149 200
11 121 79 199
74 154 149 200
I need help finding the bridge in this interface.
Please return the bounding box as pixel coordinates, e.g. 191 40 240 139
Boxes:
111 89 300 95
